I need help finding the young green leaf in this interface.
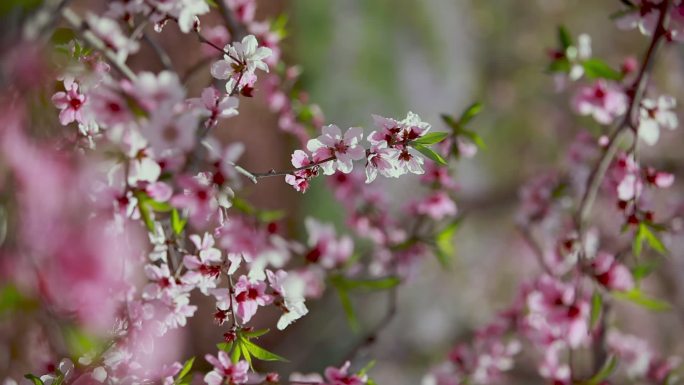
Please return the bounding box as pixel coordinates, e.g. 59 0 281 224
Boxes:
613 289 671 312
582 59 622 81
435 221 459 268
642 224 667 255
239 328 270 339
217 342 233 352
335 285 359 332
239 337 288 362
239 341 252 367
458 102 483 126
171 209 187 235
590 291 602 329
230 340 242 363
558 25 573 50
174 357 195 385
24 374 44 385
414 144 447 166
441 114 459 131
631 261 659 283
412 132 449 146
584 356 618 385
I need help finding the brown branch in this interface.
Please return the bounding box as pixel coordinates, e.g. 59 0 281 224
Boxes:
216 0 247 41
574 0 672 234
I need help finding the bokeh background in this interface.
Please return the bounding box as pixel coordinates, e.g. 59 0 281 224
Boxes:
3 1 684 384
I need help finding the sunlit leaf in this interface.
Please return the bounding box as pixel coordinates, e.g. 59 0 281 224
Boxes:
414 144 447 166
613 289 671 312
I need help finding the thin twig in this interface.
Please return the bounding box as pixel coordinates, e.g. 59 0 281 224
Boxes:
142 32 174 70
216 0 247 41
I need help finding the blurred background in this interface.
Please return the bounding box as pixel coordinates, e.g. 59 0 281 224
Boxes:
3 0 684 384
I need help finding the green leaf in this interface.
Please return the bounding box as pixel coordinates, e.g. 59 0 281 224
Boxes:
358 360 376 376
435 221 459 268
633 224 645 258
558 25 573 50
217 342 233 352
64 326 101 358
458 102 483 126
239 328 270 339
414 144 447 166
335 277 401 291
137 197 156 233
584 356 618 385
441 114 459 131
412 132 449 146
460 129 486 149
204 0 218 7
171 209 187 235
582 59 622 81
642 224 667 255
230 341 242 363
239 341 252 367
632 261 659 283
590 292 602 329
231 197 256 215
335 285 359 332
174 357 195 385
239 337 288 362
613 289 671 312
24 374 44 385
257 210 285 223
547 58 571 73
0 284 28 314
51 28 76 46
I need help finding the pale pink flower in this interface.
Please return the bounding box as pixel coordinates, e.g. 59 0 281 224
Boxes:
182 233 223 294
413 191 458 220
365 143 399 183
143 110 198 153
52 79 86 126
233 275 272 323
638 95 678 146
204 353 249 385
607 330 653 379
188 86 239 128
304 218 354 269
210 34 272 93
267 270 309 330
324 361 367 385
171 174 220 226
525 275 590 348
285 150 319 193
307 125 365 175
572 80 627 125
86 13 139 61
132 71 185 112
590 252 634 291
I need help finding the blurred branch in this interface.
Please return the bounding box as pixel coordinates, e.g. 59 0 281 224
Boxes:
216 0 247 40
60 7 137 81
142 32 174 70
575 0 672 234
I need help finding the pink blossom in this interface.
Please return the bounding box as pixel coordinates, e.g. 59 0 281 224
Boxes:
304 218 354 269
572 80 627 124
182 233 223 294
267 270 309 330
86 13 139 61
52 79 86 126
607 330 653 378
590 252 634 291
285 150 319 193
210 34 272 93
638 95 678 145
233 275 272 323
204 353 249 385
364 144 399 183
142 110 198 153
413 191 458 220
525 275 590 348
324 361 367 385
188 87 239 128
307 125 365 175
131 71 185 112
171 174 220 226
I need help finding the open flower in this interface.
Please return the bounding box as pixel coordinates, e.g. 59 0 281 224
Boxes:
572 80 627 125
638 95 678 145
204 353 249 385
210 34 272 93
307 125 365 175
52 79 86 126
233 275 272 323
